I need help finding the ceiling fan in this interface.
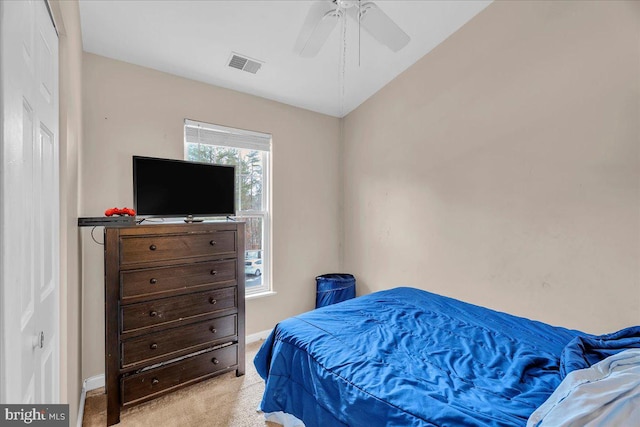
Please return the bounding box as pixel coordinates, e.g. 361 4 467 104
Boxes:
294 0 411 58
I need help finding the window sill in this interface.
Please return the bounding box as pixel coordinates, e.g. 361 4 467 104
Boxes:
245 290 277 300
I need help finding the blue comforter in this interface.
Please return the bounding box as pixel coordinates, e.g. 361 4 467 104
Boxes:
255 288 586 427
560 325 640 377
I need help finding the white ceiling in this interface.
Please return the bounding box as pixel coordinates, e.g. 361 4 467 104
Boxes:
79 0 492 118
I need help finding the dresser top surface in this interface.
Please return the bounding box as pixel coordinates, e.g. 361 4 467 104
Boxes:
106 221 244 236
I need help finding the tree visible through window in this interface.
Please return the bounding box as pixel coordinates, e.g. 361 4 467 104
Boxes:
184 119 271 296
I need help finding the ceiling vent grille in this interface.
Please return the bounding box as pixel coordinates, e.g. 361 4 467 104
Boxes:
228 53 263 74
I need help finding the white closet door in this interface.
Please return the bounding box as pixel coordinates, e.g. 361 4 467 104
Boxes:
0 0 60 403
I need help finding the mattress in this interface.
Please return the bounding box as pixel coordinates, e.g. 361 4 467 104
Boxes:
254 287 584 427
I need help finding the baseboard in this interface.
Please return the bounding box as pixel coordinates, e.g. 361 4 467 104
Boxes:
77 374 104 427
246 328 272 344
84 374 106 391
77 383 86 427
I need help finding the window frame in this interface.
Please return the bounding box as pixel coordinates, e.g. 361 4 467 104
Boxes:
184 119 272 297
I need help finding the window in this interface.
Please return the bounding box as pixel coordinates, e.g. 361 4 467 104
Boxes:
184 119 271 296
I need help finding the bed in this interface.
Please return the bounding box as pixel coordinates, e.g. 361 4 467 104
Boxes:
254 287 640 427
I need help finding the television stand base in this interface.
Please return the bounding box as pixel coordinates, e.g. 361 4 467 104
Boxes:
184 215 204 223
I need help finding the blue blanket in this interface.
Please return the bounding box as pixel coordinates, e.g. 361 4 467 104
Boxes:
560 325 640 378
255 288 587 426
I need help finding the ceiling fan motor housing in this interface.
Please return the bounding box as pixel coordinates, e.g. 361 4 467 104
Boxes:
336 0 359 9
298 0 410 57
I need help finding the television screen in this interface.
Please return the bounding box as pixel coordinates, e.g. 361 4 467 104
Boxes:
133 156 235 218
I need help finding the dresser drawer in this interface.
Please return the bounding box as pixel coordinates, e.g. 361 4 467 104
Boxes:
121 344 238 406
121 287 236 333
121 259 237 301
120 231 236 265
121 314 237 368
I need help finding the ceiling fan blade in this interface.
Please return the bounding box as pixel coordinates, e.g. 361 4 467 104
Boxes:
357 2 410 52
295 2 343 58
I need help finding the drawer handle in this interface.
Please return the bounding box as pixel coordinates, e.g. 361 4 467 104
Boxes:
150 343 158 350
210 270 217 276
149 310 158 317
209 327 217 334
149 244 157 251
151 378 159 386
209 298 217 305
209 240 216 246
211 358 219 365
150 278 157 284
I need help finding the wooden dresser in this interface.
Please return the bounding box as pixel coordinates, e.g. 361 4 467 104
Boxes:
104 222 245 425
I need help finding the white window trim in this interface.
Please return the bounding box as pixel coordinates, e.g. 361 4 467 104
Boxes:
184 119 271 151
184 119 272 297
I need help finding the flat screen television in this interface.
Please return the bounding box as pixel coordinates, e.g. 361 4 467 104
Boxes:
133 156 235 218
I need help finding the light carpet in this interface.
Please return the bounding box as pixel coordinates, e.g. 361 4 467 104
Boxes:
82 341 280 426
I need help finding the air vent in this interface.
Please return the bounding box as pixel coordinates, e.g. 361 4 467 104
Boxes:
227 53 263 74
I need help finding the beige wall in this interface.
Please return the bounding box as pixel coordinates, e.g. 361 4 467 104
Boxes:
81 53 342 378
80 0 638 381
342 0 640 334
50 0 83 425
